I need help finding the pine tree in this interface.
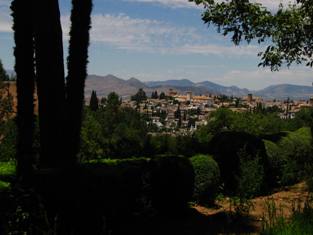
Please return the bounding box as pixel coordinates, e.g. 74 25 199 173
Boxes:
89 90 99 111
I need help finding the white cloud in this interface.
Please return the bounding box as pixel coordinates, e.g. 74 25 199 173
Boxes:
0 0 12 33
175 44 259 56
126 0 296 10
125 0 199 8
62 14 259 57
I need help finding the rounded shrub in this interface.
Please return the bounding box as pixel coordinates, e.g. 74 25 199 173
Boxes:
190 154 220 205
149 155 194 213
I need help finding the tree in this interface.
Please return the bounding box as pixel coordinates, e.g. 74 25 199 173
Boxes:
106 92 121 112
131 88 147 104
0 60 9 81
151 90 158 99
11 0 93 170
191 0 313 70
11 0 35 180
159 92 166 100
89 90 99 111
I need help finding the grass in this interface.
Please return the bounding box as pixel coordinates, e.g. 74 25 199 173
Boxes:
0 161 16 178
261 197 313 235
0 180 10 191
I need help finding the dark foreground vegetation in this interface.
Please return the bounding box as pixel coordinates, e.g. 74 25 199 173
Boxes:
2 0 313 234
1 89 313 233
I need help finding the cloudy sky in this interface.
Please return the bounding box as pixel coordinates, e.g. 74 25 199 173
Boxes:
0 0 312 90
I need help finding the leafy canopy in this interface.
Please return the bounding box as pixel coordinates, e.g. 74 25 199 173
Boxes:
190 0 313 70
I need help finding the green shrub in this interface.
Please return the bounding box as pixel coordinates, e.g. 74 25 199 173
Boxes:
0 161 16 181
0 120 16 162
209 131 270 196
149 155 194 213
190 154 220 205
264 127 313 187
236 149 265 199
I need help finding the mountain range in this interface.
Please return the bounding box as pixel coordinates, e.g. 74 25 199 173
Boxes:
63 74 313 100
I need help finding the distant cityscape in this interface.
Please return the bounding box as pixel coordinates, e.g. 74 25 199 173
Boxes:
96 88 313 134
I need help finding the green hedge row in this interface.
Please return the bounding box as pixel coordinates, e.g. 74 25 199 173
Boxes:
34 155 194 217
264 127 313 187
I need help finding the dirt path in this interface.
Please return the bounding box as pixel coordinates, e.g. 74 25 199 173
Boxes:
194 182 310 232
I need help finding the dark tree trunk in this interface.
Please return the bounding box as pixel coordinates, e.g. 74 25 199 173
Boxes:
66 0 93 165
11 0 35 182
33 0 66 168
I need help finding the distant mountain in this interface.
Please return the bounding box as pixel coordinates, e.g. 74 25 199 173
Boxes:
196 81 250 97
146 79 195 88
85 74 140 97
126 77 147 89
85 74 313 100
256 84 313 99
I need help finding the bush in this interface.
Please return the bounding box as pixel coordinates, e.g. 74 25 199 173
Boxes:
0 120 16 162
149 155 194 213
236 149 265 199
190 155 220 205
264 127 313 187
36 156 195 219
0 161 16 182
209 131 270 196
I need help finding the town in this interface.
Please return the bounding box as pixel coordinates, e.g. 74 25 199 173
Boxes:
90 88 313 134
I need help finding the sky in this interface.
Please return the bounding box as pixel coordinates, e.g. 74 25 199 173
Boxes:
0 0 312 90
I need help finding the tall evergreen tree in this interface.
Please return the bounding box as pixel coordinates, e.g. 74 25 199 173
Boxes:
66 0 93 166
11 0 35 181
89 90 99 111
33 0 66 168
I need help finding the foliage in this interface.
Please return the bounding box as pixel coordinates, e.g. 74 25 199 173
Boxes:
159 92 166 100
191 0 313 70
150 155 194 213
0 161 16 180
190 154 220 205
0 180 10 191
236 149 265 199
89 90 99 111
209 131 269 196
0 60 9 81
131 88 147 104
79 108 104 161
0 119 16 162
79 93 148 160
261 198 313 235
265 127 313 187
151 90 158 99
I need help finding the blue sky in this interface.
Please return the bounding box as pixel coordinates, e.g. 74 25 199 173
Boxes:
0 0 312 90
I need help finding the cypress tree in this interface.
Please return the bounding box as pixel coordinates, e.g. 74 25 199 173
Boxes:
33 0 66 168
89 90 99 111
11 0 35 182
66 0 93 166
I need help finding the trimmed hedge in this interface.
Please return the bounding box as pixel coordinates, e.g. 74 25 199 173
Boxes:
190 154 220 205
35 156 195 217
264 127 313 187
149 155 194 212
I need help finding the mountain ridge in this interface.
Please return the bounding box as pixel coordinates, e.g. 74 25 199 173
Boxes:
85 74 313 99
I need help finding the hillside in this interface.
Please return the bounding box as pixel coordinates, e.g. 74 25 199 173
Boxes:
83 74 313 99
